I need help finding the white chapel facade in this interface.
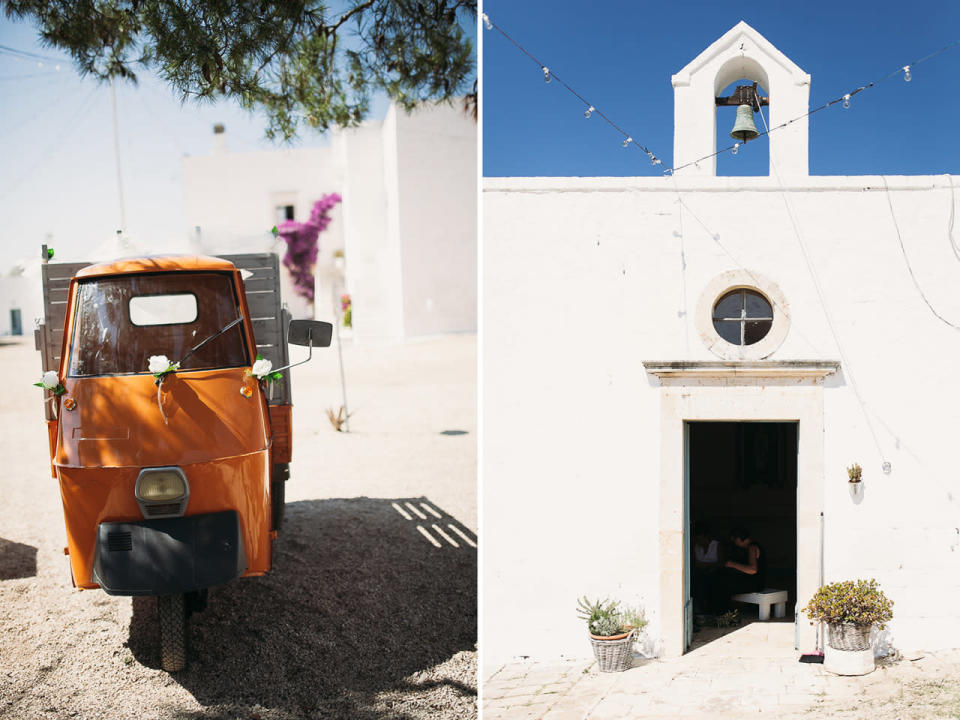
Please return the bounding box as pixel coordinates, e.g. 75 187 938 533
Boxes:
483 22 960 669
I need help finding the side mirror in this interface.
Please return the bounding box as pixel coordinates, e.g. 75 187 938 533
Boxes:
288 320 332 348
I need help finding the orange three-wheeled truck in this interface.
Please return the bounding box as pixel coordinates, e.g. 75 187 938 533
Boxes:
35 251 331 671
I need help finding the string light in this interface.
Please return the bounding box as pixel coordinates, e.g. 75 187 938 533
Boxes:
483 14 957 175
482 13 663 169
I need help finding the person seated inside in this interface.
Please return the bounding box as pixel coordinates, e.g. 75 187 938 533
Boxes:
691 521 726 618
708 526 767 614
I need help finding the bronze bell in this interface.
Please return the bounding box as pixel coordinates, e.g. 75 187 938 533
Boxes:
729 103 759 142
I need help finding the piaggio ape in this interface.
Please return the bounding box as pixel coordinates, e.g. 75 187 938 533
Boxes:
35 251 330 671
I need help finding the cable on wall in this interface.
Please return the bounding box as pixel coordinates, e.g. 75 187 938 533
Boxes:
754 95 889 472
881 175 960 331
668 172 827 359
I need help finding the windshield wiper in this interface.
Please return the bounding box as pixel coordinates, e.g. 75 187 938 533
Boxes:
178 315 244 368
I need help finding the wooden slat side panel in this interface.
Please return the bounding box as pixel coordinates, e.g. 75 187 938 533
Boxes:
218 254 291 407
39 261 89 422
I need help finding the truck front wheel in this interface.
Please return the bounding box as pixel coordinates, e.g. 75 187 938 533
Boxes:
157 594 187 671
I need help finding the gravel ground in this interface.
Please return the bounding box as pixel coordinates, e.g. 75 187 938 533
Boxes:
0 333 476 720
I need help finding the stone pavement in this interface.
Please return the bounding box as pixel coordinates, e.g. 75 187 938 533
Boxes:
483 622 960 719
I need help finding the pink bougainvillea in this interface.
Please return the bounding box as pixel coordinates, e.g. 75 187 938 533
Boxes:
277 193 342 301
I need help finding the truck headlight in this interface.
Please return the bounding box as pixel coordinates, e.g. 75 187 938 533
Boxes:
135 467 189 518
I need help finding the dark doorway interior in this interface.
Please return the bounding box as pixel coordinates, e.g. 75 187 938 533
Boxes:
687 421 798 646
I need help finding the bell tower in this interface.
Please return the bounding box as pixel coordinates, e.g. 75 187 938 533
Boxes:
672 21 810 178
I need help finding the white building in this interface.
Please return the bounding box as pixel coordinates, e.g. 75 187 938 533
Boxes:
183 100 477 340
483 22 960 670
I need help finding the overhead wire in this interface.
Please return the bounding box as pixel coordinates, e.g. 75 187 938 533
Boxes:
672 40 960 175
482 14 958 176
754 93 888 470
880 175 960 331
481 13 663 167
0 44 69 63
0 85 101 201
668 172 827 359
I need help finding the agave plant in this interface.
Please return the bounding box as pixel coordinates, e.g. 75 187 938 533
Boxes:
576 596 648 637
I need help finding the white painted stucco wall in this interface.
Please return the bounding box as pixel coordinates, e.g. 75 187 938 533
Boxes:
482 174 960 671
0 273 38 335
181 102 476 340
394 102 478 337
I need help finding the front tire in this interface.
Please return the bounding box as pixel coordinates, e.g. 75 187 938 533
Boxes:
157 594 187 672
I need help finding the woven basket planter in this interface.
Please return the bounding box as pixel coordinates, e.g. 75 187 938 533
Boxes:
589 630 636 672
828 622 872 651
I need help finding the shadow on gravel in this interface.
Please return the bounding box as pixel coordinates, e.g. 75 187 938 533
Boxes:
0 537 38 580
127 497 477 719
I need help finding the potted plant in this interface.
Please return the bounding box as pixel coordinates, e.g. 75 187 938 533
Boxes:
847 463 863 498
576 597 647 672
803 579 893 675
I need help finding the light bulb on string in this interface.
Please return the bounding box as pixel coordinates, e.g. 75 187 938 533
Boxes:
732 142 740 156
622 137 632 148
842 94 851 109
542 66 551 83
584 105 594 119
648 153 661 166
482 13 492 30
903 65 912 82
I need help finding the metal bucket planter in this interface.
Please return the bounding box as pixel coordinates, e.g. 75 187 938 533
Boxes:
589 630 636 672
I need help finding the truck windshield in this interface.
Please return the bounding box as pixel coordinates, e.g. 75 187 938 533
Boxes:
68 272 249 377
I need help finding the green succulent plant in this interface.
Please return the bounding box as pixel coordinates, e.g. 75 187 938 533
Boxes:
803 579 893 629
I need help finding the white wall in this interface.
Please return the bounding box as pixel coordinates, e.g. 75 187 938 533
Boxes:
0 273 39 336
337 112 404 340
482 174 960 670
182 141 345 319
394 102 478 337
182 106 476 339
339 102 477 342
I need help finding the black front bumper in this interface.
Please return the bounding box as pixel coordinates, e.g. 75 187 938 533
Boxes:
93 510 247 596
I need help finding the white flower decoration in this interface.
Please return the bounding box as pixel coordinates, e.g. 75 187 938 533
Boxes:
251 358 273 379
41 370 60 390
148 355 179 375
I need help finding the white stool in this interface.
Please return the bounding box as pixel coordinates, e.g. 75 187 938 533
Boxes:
731 589 788 621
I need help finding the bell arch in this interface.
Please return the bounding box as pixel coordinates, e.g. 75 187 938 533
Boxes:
672 21 810 178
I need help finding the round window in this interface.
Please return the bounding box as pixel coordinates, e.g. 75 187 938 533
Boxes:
712 288 773 346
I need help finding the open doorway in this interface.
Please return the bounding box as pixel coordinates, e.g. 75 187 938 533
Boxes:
686 421 798 651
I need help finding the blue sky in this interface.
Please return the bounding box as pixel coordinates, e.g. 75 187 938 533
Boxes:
481 0 960 177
